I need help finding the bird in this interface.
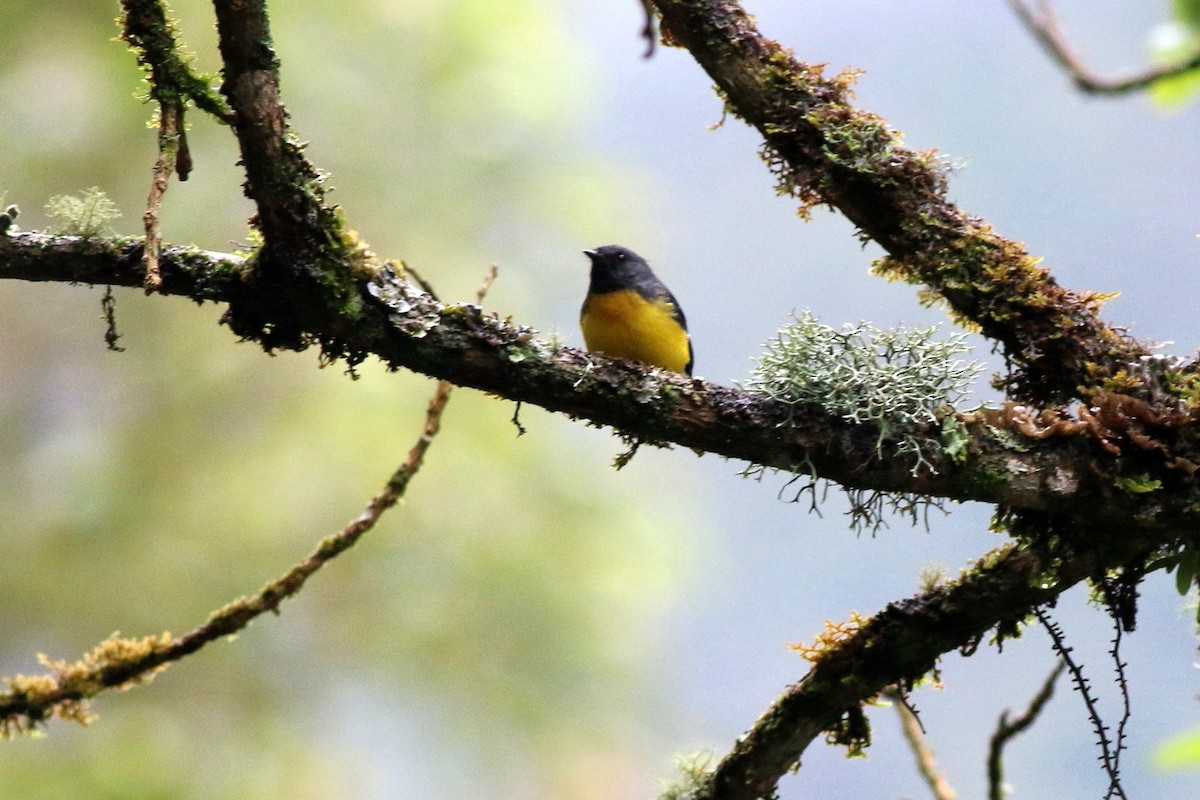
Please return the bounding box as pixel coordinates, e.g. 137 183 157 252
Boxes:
579 245 693 375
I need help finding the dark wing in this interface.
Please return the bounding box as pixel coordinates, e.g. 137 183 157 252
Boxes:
632 276 689 332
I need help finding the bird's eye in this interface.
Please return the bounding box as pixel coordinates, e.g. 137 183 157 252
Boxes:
617 253 625 261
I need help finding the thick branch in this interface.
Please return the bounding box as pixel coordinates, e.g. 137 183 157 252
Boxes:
211 0 342 259
649 0 1148 403
5 231 1182 528
213 0 300 240
694 516 1155 800
207 0 372 355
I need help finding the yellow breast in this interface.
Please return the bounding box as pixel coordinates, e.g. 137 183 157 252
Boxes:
580 290 691 373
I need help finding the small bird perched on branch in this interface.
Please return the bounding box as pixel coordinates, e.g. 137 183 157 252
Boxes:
580 245 693 375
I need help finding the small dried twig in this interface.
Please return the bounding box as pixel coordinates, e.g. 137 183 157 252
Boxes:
987 660 1066 800
511 401 527 436
474 264 498 303
142 101 184 293
884 686 957 800
1009 0 1200 95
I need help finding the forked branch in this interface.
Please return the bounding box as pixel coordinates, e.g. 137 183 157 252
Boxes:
1010 0 1200 95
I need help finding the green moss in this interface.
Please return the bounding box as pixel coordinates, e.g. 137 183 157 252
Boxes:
1114 473 1163 494
825 705 871 757
1162 369 1200 403
974 460 1016 494
120 0 230 120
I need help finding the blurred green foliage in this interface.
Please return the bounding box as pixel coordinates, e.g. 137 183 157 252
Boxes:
0 1 698 797
1155 727 1200 771
1151 1 1200 105
1174 0 1200 29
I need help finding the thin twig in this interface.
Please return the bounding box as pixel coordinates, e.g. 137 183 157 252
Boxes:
0 266 499 736
0 380 453 736
474 264 498 303
402 262 440 302
1034 608 1126 799
986 660 1066 800
640 0 658 58
1106 611 1132 799
1009 0 1200 95
510 401 527 436
101 285 125 352
884 686 957 800
142 102 182 293
120 0 220 293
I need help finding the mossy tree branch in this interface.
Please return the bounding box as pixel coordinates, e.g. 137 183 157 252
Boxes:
2 230 1186 784
210 0 370 352
4 1 1199 796
121 0 209 292
4 231 1196 535
212 0 324 247
691 513 1160 800
120 0 234 125
648 0 1149 405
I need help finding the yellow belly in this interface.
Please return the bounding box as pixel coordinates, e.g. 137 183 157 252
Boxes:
580 290 691 373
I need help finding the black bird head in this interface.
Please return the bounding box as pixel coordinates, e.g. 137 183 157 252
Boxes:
583 245 654 293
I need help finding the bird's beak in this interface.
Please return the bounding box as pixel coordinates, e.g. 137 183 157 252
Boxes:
582 249 598 260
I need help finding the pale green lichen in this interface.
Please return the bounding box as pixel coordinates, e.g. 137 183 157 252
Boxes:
743 312 982 474
940 414 971 464
44 187 122 238
657 751 714 800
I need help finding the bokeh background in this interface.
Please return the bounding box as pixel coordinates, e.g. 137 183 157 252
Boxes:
2 1 1198 797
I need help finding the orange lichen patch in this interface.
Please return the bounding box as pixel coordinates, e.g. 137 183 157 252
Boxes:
790 611 869 663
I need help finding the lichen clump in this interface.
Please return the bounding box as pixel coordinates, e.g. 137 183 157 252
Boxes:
744 313 982 473
44 187 122 238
